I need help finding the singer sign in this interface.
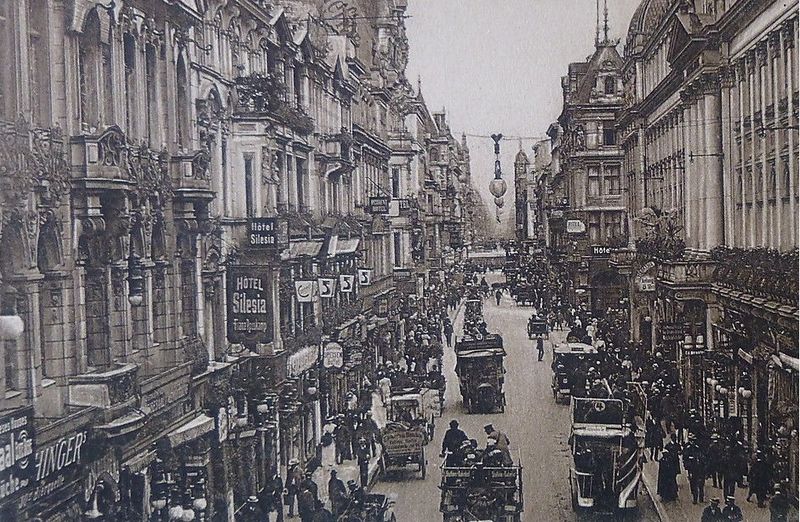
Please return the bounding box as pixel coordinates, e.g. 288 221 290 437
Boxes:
226 266 274 344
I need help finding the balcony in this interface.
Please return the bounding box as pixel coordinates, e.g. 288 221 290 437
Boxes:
68 363 139 411
233 74 314 135
710 247 799 307
609 247 636 273
171 149 213 199
656 258 715 287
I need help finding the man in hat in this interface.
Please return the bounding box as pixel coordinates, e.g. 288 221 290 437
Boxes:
347 479 365 508
333 415 352 464
327 470 347 518
701 498 723 522
683 434 706 504
484 424 512 466
297 484 316 522
286 459 303 518
299 472 318 503
722 496 743 522
358 412 379 457
770 483 791 522
536 336 545 362
356 437 371 487
311 499 334 522
747 450 772 507
243 495 264 522
441 420 468 459
707 432 724 488
262 471 284 522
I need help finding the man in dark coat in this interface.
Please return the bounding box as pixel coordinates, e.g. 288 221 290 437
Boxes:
299 472 318 503
536 337 545 362
286 459 303 518
262 472 284 522
441 420 468 458
358 412 379 457
297 486 317 522
311 499 335 522
748 453 772 507
327 470 348 518
722 496 743 522
683 435 706 504
356 437 371 487
334 417 353 463
657 448 679 501
707 433 724 488
701 498 724 522
770 484 791 522
443 319 454 347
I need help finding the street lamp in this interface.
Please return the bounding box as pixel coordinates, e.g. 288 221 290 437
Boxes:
488 133 507 202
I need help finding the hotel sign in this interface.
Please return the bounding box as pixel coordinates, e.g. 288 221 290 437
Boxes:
247 218 289 250
226 266 274 344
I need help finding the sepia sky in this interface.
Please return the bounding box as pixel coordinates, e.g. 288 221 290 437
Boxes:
405 0 641 234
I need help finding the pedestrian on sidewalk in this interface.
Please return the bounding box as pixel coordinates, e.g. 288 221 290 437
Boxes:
747 451 771 507
770 483 791 522
297 485 316 522
495 288 502 306
356 437 370 487
327 470 347 518
536 337 545 362
684 434 707 504
311 499 334 522
443 319 453 348
708 433 724 488
358 412 379 457
300 472 319 501
701 497 724 522
263 471 284 522
657 447 679 502
286 459 303 518
722 452 741 499
722 496 744 522
242 495 264 522
333 415 353 464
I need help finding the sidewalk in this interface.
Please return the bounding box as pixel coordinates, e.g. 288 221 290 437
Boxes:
641 456 796 521
312 391 388 510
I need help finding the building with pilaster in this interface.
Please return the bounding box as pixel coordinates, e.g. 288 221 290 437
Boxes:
612 0 798 497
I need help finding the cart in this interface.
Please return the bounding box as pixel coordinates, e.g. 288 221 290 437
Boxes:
387 390 435 443
379 423 427 480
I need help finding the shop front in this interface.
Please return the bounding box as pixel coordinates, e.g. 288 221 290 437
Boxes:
280 344 321 473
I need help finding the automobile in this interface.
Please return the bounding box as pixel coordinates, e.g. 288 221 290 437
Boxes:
551 342 600 403
440 456 523 521
386 390 435 443
568 397 642 512
454 334 506 414
379 422 427 480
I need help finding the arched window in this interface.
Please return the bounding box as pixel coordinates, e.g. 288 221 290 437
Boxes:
176 54 190 148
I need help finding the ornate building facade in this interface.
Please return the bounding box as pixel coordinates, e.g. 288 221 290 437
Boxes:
0 0 472 519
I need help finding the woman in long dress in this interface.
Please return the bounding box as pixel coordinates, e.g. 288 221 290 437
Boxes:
657 448 679 501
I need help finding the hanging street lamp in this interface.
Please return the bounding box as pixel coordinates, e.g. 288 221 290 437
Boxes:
488 133 507 201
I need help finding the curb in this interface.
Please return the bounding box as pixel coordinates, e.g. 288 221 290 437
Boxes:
640 465 671 522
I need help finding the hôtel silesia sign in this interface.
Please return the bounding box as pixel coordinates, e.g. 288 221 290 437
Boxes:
226 266 274 344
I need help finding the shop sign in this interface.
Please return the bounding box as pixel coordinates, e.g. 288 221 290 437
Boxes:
637 261 656 277
0 406 35 504
358 268 372 286
368 196 390 214
323 342 344 369
226 266 274 344
566 219 586 234
551 209 564 218
661 322 685 342
295 280 315 302
375 295 390 317
636 275 655 292
394 268 412 280
591 245 611 257
288 345 319 378
247 218 288 250
339 274 355 294
318 277 336 298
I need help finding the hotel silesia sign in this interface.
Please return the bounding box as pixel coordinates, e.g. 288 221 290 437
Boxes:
226 266 274 344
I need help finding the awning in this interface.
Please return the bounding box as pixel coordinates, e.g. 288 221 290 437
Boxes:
334 238 360 255
167 414 214 447
281 240 323 261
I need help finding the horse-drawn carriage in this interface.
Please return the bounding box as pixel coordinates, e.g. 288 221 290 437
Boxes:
527 315 548 340
386 389 435 443
454 335 506 414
